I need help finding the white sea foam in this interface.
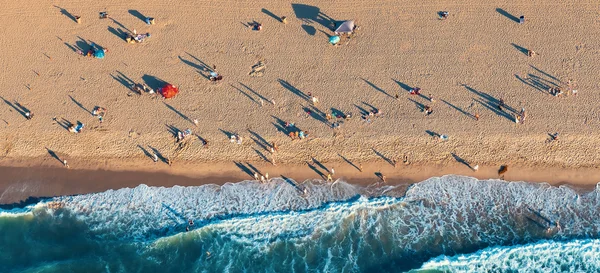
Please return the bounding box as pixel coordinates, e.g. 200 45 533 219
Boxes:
53 178 365 241
416 239 600 272
0 202 47 217
41 176 600 245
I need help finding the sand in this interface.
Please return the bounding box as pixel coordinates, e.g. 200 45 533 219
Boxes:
1 0 600 203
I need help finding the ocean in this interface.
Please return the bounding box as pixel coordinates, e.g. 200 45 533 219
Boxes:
0 175 598 273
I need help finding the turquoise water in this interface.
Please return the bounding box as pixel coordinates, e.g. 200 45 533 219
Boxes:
1 176 599 272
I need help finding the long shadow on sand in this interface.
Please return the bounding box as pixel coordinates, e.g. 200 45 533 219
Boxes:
261 8 281 22
68 95 92 116
362 78 393 99
163 102 192 124
462 84 515 121
142 75 166 90
54 5 77 22
178 53 212 79
496 8 519 23
128 10 147 22
292 3 337 30
510 43 529 56
441 99 475 120
279 79 310 101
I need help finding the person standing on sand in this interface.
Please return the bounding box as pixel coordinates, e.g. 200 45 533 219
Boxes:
152 153 158 162
359 164 363 172
63 159 69 168
473 165 479 171
265 173 269 180
272 142 279 152
327 173 333 182
25 111 34 120
392 159 398 168
428 94 435 103
331 168 335 175
474 113 480 121
254 172 259 180
498 99 505 111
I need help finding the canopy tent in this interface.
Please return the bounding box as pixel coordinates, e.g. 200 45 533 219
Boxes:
159 84 179 99
334 20 355 35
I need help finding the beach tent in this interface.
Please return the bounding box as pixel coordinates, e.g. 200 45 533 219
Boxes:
329 36 341 45
334 20 355 35
94 49 105 59
160 84 179 99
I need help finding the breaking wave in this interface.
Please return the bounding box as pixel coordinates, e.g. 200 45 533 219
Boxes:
0 175 598 272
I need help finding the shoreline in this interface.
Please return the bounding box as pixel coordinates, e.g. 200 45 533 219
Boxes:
1 157 598 205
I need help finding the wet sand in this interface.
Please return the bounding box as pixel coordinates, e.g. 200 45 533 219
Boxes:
1 158 598 204
1 1 600 204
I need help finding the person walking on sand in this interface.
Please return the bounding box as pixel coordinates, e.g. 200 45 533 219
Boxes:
265 173 269 180
92 107 107 123
331 168 335 175
392 159 398 168
473 165 479 171
25 111 34 120
260 175 265 183
428 94 435 103
272 142 279 152
254 172 259 180
498 99 505 111
63 159 69 168
327 173 333 182
359 164 363 172
474 113 480 121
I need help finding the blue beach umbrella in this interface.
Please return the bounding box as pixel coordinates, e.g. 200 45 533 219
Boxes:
329 35 340 45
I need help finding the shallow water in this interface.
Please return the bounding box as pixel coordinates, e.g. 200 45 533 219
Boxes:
1 175 599 273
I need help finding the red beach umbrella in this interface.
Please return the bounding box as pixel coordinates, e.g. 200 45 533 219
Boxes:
160 84 179 99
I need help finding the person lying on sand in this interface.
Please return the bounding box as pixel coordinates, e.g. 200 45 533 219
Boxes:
209 72 223 82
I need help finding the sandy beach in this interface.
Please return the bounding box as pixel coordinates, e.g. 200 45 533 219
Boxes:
1 0 600 203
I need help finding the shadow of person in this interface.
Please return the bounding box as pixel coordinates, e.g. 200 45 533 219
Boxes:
261 8 281 22
496 8 519 23
292 3 336 30
128 9 146 22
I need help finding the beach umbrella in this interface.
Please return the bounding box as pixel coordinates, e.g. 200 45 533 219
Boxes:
94 49 105 59
329 35 340 45
160 84 179 99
